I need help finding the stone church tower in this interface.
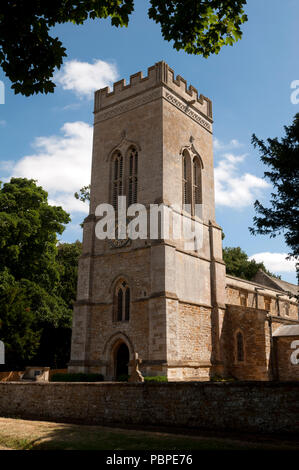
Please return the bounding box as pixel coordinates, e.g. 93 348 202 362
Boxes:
68 61 227 380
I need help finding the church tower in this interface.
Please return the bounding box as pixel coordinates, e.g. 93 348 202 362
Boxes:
68 61 227 380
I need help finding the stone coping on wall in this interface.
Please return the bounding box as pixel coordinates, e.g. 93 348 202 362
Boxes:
2 380 299 387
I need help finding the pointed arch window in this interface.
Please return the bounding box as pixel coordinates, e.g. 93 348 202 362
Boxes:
117 289 123 321
182 150 191 211
193 157 202 207
114 280 130 322
182 149 203 216
112 151 123 210
236 331 245 362
125 288 130 321
128 147 138 207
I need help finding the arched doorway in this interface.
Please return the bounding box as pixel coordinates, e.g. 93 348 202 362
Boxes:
115 342 130 379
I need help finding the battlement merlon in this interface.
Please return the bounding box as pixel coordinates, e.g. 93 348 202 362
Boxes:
94 61 213 121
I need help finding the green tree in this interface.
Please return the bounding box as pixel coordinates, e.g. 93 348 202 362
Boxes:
74 186 90 228
149 0 247 56
56 241 82 310
0 271 73 370
251 113 299 279
74 185 91 204
0 270 41 369
0 1 248 96
223 246 277 281
0 178 70 291
36 241 83 368
0 178 73 369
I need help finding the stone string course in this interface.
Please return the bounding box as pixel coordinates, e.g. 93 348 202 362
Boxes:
0 382 298 434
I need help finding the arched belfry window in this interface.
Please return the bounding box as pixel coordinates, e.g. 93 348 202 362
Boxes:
182 150 191 210
114 280 130 322
193 157 201 206
236 331 245 362
182 149 202 216
125 288 130 321
112 151 123 210
117 289 123 321
109 137 140 210
128 147 138 206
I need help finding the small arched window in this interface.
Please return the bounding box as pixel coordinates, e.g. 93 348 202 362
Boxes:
114 280 130 322
236 331 244 362
128 147 138 207
117 289 123 321
112 151 123 210
125 288 130 321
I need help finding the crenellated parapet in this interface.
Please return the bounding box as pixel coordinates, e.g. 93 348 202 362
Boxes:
94 61 212 121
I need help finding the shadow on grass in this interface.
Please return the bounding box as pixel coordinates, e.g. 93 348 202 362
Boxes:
1 421 297 451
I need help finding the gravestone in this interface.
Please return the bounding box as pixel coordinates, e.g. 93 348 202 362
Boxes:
129 353 144 383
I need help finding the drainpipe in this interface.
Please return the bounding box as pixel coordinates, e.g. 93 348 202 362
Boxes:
276 293 285 317
267 314 278 381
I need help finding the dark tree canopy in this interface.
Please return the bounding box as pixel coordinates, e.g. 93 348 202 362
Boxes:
0 269 41 368
223 246 277 281
251 113 299 278
56 241 82 310
0 178 70 290
0 178 79 369
149 0 247 56
0 0 248 96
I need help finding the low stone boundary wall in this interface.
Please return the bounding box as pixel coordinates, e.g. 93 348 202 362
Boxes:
0 381 298 434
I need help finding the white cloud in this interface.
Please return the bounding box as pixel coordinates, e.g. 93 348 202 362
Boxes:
11 121 92 214
0 120 6 127
214 138 242 151
55 59 118 98
0 160 14 172
214 151 269 208
62 103 82 111
48 194 89 214
249 252 297 273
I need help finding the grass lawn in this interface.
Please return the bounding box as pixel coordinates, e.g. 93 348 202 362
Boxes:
0 417 298 451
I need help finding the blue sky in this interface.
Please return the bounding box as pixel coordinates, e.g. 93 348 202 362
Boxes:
0 0 298 282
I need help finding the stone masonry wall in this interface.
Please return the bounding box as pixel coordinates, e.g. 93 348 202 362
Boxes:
0 382 298 434
221 306 299 381
226 277 298 320
222 305 270 380
274 336 299 381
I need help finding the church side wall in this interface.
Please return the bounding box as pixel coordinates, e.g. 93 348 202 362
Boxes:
222 306 270 380
222 305 299 381
226 277 298 320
